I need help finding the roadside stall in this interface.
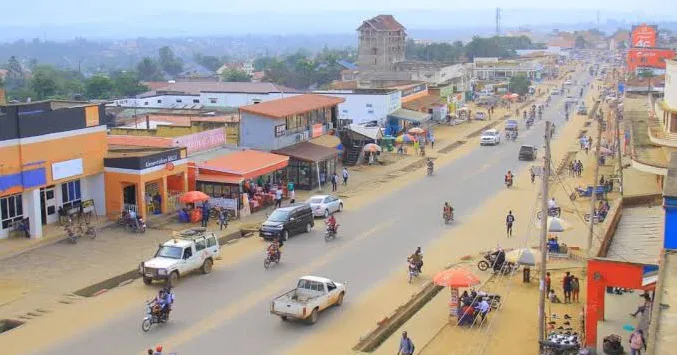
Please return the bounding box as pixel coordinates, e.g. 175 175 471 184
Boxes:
432 266 481 323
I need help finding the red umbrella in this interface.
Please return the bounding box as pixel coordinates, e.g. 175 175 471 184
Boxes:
179 191 210 204
433 266 481 287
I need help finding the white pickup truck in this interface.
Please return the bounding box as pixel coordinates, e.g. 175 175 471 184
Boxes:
139 227 220 287
270 276 346 324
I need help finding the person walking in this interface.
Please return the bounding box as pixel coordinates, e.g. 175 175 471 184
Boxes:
545 272 552 295
397 331 415 355
201 201 210 228
571 276 580 303
331 172 338 192
629 329 647 355
413 140 420 156
287 180 295 204
342 167 349 186
430 135 435 149
274 187 283 208
630 292 652 317
530 166 536 184
562 272 572 304
217 207 228 230
506 211 515 237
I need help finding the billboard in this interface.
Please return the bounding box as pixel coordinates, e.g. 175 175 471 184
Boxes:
631 24 657 48
172 128 226 155
626 48 676 71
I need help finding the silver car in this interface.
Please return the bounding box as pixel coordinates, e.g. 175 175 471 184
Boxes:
307 195 344 218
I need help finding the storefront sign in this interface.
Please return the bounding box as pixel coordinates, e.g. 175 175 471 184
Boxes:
172 128 226 155
312 124 324 138
400 83 428 98
626 48 675 71
209 197 237 211
387 91 402 113
449 288 459 316
631 24 657 48
275 124 286 137
141 152 180 169
52 158 83 181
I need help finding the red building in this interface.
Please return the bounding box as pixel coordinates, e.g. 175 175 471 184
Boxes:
626 48 676 72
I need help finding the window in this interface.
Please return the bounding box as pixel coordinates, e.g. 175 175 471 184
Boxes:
209 98 217 104
366 103 373 108
193 99 200 104
368 110 374 114
157 99 162 104
1 194 23 229
327 282 336 292
252 99 262 104
207 237 217 247
195 238 206 251
144 102 149 106
61 180 82 210
176 99 182 103
183 247 193 259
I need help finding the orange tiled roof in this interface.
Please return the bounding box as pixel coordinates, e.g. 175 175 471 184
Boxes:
198 150 289 179
107 135 174 148
239 94 345 119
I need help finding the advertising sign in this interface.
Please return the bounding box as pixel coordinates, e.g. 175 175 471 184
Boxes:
172 128 226 155
275 124 286 137
52 158 84 181
141 152 180 169
400 83 427 98
312 123 324 138
631 24 657 48
626 48 676 71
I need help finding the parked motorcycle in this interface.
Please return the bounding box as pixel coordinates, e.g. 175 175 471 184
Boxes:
64 222 81 244
125 216 147 233
477 252 517 274
264 249 281 269
324 223 339 242
505 178 513 188
141 301 169 332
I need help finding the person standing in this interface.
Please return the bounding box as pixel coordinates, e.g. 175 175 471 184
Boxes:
629 329 647 355
217 207 228 230
545 272 552 295
397 331 415 355
342 167 349 186
506 211 515 237
530 166 536 184
274 187 283 208
201 201 210 228
562 272 572 304
571 276 580 303
331 172 338 192
287 180 295 204
413 140 420 156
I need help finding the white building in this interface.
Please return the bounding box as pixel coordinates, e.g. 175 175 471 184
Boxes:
111 82 300 109
313 89 402 124
473 57 542 80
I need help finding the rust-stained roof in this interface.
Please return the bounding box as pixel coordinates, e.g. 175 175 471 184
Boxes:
139 81 299 97
358 15 406 32
239 94 345 119
402 94 446 112
107 135 173 148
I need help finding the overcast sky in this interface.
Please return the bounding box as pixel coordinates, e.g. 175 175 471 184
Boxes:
4 0 675 25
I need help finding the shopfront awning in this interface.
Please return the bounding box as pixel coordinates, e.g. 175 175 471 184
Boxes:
387 108 432 123
195 174 243 185
197 150 289 180
272 141 338 163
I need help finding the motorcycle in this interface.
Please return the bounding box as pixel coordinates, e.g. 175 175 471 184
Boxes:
505 176 513 188
477 252 517 274
64 222 81 244
141 301 169 332
407 261 420 283
426 164 434 176
443 210 454 224
263 249 281 269
324 223 339 242
125 216 147 233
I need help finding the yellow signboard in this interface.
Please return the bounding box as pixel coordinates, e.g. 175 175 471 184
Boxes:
85 106 100 127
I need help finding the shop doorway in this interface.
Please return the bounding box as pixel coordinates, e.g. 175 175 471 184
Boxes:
40 185 57 225
122 184 137 212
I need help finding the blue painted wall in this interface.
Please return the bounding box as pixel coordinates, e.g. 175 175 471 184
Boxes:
665 197 677 250
240 112 326 151
0 167 47 192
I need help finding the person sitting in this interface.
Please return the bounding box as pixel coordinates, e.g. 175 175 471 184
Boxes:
326 214 338 233
152 290 167 319
409 247 423 272
458 303 476 326
160 287 174 319
547 198 558 211
548 289 562 303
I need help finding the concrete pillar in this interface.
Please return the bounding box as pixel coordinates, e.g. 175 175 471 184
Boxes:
137 182 146 220
24 189 43 238
161 175 168 214
182 171 189 192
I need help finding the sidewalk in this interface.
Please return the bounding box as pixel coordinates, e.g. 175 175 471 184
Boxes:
0 113 505 324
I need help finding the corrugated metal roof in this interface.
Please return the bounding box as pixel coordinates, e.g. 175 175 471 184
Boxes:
388 108 432 123
239 94 345 119
606 207 664 264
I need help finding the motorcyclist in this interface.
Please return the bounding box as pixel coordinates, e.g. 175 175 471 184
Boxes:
490 247 506 273
326 213 338 234
408 247 423 272
504 171 514 186
426 158 434 174
128 209 140 230
152 289 167 319
161 286 174 320
267 238 282 262
548 198 559 213
443 202 454 221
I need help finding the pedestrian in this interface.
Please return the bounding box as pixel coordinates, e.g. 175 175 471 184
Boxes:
217 207 228 230
147 349 153 355
287 180 295 204
397 331 415 355
629 329 647 355
201 201 210 228
342 167 349 186
571 276 580 302
274 187 283 208
630 292 652 317
545 272 551 294
562 272 572 304
584 140 590 155
505 211 515 237
430 135 435 149
530 166 536 184
413 140 420 156
154 345 163 355
569 161 575 176
523 266 531 283
331 172 338 192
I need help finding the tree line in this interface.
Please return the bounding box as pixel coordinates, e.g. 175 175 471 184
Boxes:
406 35 546 62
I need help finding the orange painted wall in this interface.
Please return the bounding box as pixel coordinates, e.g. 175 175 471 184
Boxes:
585 259 645 347
0 144 23 196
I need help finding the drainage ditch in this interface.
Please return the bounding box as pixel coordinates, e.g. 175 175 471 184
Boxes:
0 319 24 334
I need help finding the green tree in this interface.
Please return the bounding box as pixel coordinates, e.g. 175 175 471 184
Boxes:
220 68 252 82
30 66 59 99
136 57 163 81
638 69 656 92
509 75 531 95
111 71 149 97
574 36 588 49
194 53 223 72
158 46 183 76
253 57 278 71
6 55 26 89
85 75 115 99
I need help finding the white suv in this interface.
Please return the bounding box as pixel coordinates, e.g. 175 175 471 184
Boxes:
480 129 501 146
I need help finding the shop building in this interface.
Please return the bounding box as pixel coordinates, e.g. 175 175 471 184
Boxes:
0 101 108 239
104 146 189 221
272 142 339 190
239 94 345 151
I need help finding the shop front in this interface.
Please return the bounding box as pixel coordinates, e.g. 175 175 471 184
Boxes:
385 108 432 136
191 149 289 217
104 147 189 221
272 141 339 190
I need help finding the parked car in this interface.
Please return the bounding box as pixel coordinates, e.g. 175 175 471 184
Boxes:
480 129 501 146
259 204 314 241
270 276 346 324
307 195 344 218
577 105 588 115
139 227 220 287
518 145 538 161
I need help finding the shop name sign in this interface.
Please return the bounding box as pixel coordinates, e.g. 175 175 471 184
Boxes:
173 128 226 154
142 152 179 169
400 84 427 98
275 124 287 137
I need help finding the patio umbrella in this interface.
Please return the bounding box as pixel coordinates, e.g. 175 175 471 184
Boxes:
362 143 382 153
501 94 512 100
395 134 417 143
434 266 481 317
535 217 572 233
505 248 541 266
179 191 210 204
408 127 426 135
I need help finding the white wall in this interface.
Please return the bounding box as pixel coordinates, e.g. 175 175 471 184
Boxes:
665 61 677 108
313 91 401 124
111 92 302 109
81 173 106 217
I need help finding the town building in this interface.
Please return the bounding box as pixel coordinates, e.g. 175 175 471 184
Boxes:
216 62 255 77
472 57 542 80
0 101 108 239
356 15 406 71
110 81 300 109
312 88 401 124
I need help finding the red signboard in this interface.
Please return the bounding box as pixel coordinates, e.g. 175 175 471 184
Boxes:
172 128 226 155
631 24 657 48
626 48 676 71
311 124 324 138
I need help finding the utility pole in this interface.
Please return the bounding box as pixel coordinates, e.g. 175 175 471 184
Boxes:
538 121 552 349
587 108 604 257
496 8 501 36
615 103 624 197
